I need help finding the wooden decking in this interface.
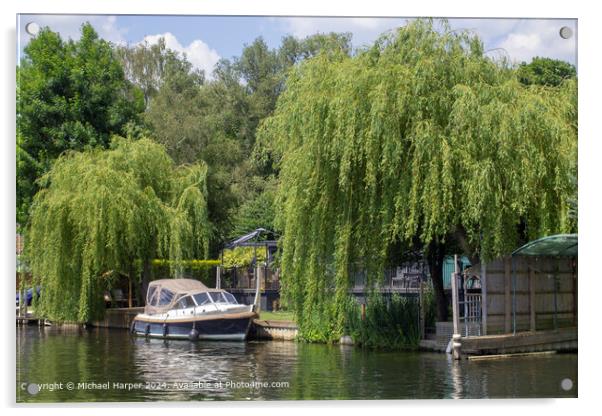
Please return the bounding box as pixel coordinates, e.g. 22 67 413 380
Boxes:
459 326 577 356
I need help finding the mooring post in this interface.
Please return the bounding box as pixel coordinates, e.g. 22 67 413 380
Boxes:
451 255 461 359
253 264 261 312
216 266 221 290
361 303 366 321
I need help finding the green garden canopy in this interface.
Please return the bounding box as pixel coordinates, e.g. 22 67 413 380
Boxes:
511 234 578 257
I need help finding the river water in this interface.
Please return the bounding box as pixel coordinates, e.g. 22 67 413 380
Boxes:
16 325 577 402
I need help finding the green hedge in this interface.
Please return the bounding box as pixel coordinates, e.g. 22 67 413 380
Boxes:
344 293 421 349
151 259 220 269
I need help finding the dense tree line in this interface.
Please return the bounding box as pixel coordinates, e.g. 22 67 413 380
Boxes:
19 20 577 331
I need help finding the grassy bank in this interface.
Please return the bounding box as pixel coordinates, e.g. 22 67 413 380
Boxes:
258 310 295 322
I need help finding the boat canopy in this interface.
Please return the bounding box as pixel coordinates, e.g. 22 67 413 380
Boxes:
145 278 212 315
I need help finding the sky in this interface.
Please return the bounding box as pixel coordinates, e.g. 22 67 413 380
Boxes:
16 14 577 78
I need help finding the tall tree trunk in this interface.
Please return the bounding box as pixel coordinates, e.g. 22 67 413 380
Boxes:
427 241 448 322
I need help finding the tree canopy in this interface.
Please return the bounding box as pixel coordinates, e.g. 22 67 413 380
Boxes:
27 138 210 322
115 37 203 107
17 23 145 226
517 56 577 87
140 32 353 251
257 19 577 341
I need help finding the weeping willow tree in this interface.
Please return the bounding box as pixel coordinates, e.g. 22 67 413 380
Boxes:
26 137 210 322
256 19 577 342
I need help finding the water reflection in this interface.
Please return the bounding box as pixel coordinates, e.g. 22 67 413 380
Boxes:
17 326 577 402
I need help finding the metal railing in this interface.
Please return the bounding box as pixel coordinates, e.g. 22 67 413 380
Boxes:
460 293 482 336
352 266 428 292
220 266 280 291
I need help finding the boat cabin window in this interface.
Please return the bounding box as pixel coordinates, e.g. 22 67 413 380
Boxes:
175 295 196 309
208 291 238 304
157 288 175 306
193 292 211 306
147 286 158 305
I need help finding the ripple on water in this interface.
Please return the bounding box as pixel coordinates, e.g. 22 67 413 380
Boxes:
16 326 577 402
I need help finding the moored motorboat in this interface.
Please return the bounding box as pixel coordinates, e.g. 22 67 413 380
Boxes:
131 279 257 341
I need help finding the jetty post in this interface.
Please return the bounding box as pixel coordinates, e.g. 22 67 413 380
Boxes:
451 254 462 359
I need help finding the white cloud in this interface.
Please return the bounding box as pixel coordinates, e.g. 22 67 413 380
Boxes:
276 17 409 48
276 17 577 65
448 18 577 65
496 20 576 64
140 32 221 78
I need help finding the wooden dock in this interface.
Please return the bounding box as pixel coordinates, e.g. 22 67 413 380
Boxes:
419 324 577 356
459 327 577 356
250 319 298 340
16 315 40 325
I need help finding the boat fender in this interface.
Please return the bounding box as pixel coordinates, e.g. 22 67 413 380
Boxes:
130 320 136 334
189 328 199 341
145 323 150 337
162 323 168 337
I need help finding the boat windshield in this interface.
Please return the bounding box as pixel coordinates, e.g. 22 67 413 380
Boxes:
175 295 196 309
208 292 238 304
192 292 212 306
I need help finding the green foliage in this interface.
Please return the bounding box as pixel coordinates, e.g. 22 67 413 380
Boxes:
230 176 278 237
143 59 207 164
344 294 421 349
143 32 353 250
423 285 437 330
235 33 352 121
115 37 202 107
151 258 218 288
144 55 250 248
258 310 294 322
26 138 210 322
221 247 267 268
17 23 144 225
517 57 577 87
257 19 577 342
151 259 220 269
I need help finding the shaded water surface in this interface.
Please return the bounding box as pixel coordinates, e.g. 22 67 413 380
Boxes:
16 326 577 402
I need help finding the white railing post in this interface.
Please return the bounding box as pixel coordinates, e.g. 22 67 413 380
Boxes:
451 254 462 359
253 264 262 313
216 266 221 289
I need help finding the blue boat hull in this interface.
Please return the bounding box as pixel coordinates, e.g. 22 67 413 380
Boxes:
131 314 255 341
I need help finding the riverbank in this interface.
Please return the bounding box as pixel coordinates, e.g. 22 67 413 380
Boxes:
22 308 577 357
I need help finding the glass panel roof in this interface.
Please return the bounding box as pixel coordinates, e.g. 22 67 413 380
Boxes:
511 234 577 257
